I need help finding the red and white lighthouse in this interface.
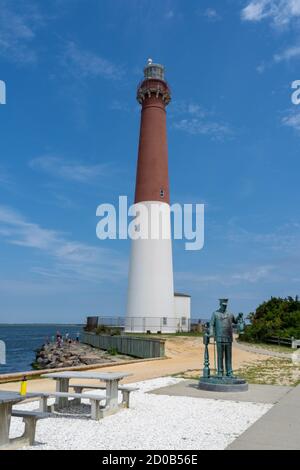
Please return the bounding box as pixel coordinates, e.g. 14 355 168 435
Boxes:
126 59 175 333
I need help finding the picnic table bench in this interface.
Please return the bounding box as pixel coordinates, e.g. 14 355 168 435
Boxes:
69 384 138 408
41 371 133 419
39 385 138 420
0 391 49 449
38 391 106 420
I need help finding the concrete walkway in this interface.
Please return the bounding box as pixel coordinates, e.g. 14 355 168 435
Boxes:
227 384 300 450
151 380 291 404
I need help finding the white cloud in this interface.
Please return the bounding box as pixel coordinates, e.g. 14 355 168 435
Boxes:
171 100 232 139
241 0 300 27
173 118 232 139
0 206 60 249
171 100 207 118
0 279 77 295
62 41 124 80
282 111 300 131
231 265 274 283
0 0 43 64
110 100 130 112
176 272 221 283
0 205 126 283
255 44 300 73
30 155 110 183
203 8 221 21
176 265 275 286
165 10 175 20
226 222 300 252
0 167 11 186
187 103 204 115
242 0 269 21
243 2 300 71
274 44 300 62
256 62 267 73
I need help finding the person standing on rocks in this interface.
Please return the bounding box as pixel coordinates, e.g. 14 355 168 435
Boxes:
56 331 63 348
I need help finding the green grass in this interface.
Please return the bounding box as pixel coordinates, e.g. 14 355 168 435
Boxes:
236 357 300 386
125 332 203 338
173 358 300 387
237 339 292 354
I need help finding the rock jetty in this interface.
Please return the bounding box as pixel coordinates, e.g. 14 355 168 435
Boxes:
32 341 130 370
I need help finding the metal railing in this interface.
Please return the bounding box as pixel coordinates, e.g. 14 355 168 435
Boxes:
82 332 165 358
87 316 208 333
265 336 300 348
86 316 208 333
266 336 292 346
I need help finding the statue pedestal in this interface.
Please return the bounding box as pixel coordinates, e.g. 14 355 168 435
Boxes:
198 376 248 392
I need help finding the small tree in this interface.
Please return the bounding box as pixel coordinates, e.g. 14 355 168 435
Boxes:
242 296 300 343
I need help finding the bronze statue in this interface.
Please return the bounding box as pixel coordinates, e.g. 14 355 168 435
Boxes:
210 299 244 378
198 299 248 392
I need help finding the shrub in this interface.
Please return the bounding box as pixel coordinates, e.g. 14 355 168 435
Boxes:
95 325 122 336
108 347 118 356
242 296 300 343
95 324 111 335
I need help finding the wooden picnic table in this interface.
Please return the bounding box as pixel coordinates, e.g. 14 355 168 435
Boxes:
0 391 44 449
42 371 132 417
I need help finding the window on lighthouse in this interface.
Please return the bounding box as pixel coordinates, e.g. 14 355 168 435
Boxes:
160 189 165 198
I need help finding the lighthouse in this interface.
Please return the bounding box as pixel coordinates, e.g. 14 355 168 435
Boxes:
126 59 175 333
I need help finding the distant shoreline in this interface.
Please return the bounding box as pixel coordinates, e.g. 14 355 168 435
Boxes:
0 323 84 326
0 324 86 374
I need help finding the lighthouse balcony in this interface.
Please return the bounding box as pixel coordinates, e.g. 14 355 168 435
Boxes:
137 78 171 105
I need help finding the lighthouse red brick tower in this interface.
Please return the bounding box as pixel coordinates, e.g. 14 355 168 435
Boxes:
126 59 175 333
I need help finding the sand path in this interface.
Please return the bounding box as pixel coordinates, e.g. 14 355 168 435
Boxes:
1 336 271 393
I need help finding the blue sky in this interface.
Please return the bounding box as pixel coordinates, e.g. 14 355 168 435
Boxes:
0 0 300 323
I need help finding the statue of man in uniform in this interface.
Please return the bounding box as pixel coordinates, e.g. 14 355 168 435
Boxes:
210 299 243 378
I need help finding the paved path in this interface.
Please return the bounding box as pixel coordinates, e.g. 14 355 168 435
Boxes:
227 384 300 450
151 380 291 404
1 337 268 393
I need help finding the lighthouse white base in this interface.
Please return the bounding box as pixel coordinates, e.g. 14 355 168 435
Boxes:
126 201 174 333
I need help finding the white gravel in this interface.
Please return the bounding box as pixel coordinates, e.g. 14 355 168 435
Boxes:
10 377 272 450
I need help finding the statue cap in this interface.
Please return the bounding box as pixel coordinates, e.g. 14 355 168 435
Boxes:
219 298 228 304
